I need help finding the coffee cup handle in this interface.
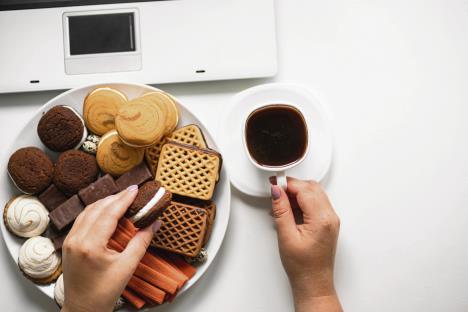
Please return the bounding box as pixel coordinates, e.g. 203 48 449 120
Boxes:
276 171 288 190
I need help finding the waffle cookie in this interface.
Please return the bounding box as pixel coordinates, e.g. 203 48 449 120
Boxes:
145 124 208 174
172 195 216 245
155 142 221 201
152 201 208 257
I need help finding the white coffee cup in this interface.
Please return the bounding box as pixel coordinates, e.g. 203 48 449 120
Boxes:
242 103 309 191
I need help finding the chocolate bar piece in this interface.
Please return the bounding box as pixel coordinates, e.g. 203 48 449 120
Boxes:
49 195 84 231
78 174 119 206
52 233 68 251
116 162 153 191
38 184 68 211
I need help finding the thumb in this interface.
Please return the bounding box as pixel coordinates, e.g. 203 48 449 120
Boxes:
120 220 161 269
271 185 298 242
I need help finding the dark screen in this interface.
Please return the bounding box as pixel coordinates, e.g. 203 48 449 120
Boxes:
68 13 135 55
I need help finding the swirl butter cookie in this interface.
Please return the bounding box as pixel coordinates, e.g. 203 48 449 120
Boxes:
18 236 62 284
115 97 166 147
83 87 128 135
3 195 49 238
141 92 179 136
96 130 145 176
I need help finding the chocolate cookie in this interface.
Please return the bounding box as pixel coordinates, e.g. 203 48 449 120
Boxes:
37 106 87 152
8 147 54 194
127 181 172 228
53 150 99 195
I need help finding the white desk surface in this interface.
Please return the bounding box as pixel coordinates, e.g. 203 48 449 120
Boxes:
1 1 468 311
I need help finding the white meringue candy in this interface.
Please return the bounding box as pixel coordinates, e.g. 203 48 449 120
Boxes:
54 274 65 307
5 195 49 238
19 236 61 280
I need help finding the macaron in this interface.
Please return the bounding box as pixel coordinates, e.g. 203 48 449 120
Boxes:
37 105 87 152
141 92 179 135
115 97 166 147
8 147 54 194
96 130 145 176
127 181 172 228
3 195 50 238
83 87 128 136
18 236 62 284
53 150 99 195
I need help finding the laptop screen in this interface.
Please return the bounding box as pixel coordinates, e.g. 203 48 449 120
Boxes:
68 13 135 55
0 0 165 11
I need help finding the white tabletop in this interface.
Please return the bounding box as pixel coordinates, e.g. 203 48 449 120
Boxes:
1 1 468 311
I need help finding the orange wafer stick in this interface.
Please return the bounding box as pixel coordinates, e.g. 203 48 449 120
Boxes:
122 288 146 309
159 251 197 279
143 250 188 288
127 276 166 304
135 262 178 295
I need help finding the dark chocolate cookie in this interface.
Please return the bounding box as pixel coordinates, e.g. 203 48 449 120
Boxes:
127 181 172 228
53 150 99 196
8 147 54 194
37 106 86 152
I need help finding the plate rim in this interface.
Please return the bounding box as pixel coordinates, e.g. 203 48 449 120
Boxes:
0 82 231 306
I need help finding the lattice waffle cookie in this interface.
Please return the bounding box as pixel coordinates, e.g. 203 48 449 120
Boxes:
145 124 208 174
151 201 208 257
155 141 221 201
172 195 216 245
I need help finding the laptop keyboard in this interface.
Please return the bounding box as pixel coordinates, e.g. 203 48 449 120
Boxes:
0 0 167 11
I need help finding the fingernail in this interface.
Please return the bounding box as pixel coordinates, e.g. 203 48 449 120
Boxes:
152 220 162 233
271 185 281 200
269 176 277 185
127 185 138 192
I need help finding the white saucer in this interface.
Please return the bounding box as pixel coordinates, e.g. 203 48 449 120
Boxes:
218 83 333 197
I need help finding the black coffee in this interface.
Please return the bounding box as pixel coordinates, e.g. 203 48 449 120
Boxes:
245 104 308 167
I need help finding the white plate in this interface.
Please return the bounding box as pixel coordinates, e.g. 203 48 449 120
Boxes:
0 83 231 309
218 83 333 197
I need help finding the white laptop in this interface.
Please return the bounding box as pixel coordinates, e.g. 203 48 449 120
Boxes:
0 0 277 93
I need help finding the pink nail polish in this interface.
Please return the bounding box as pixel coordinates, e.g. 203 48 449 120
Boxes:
127 185 138 192
152 220 162 233
271 185 281 200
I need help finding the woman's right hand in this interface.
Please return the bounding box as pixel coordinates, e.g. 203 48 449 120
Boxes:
270 178 342 312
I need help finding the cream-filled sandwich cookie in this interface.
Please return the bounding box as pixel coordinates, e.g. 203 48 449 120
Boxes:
96 130 145 176
18 236 62 284
83 87 128 136
37 105 88 152
126 181 171 228
115 97 166 147
141 92 179 135
3 195 49 238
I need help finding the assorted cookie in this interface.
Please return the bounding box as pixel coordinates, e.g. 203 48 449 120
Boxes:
127 181 172 228
156 141 222 201
96 130 145 176
8 147 54 194
152 201 208 258
4 86 224 310
53 150 99 196
115 97 167 147
145 124 208 174
18 236 62 284
37 105 87 152
83 87 128 135
3 195 49 238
